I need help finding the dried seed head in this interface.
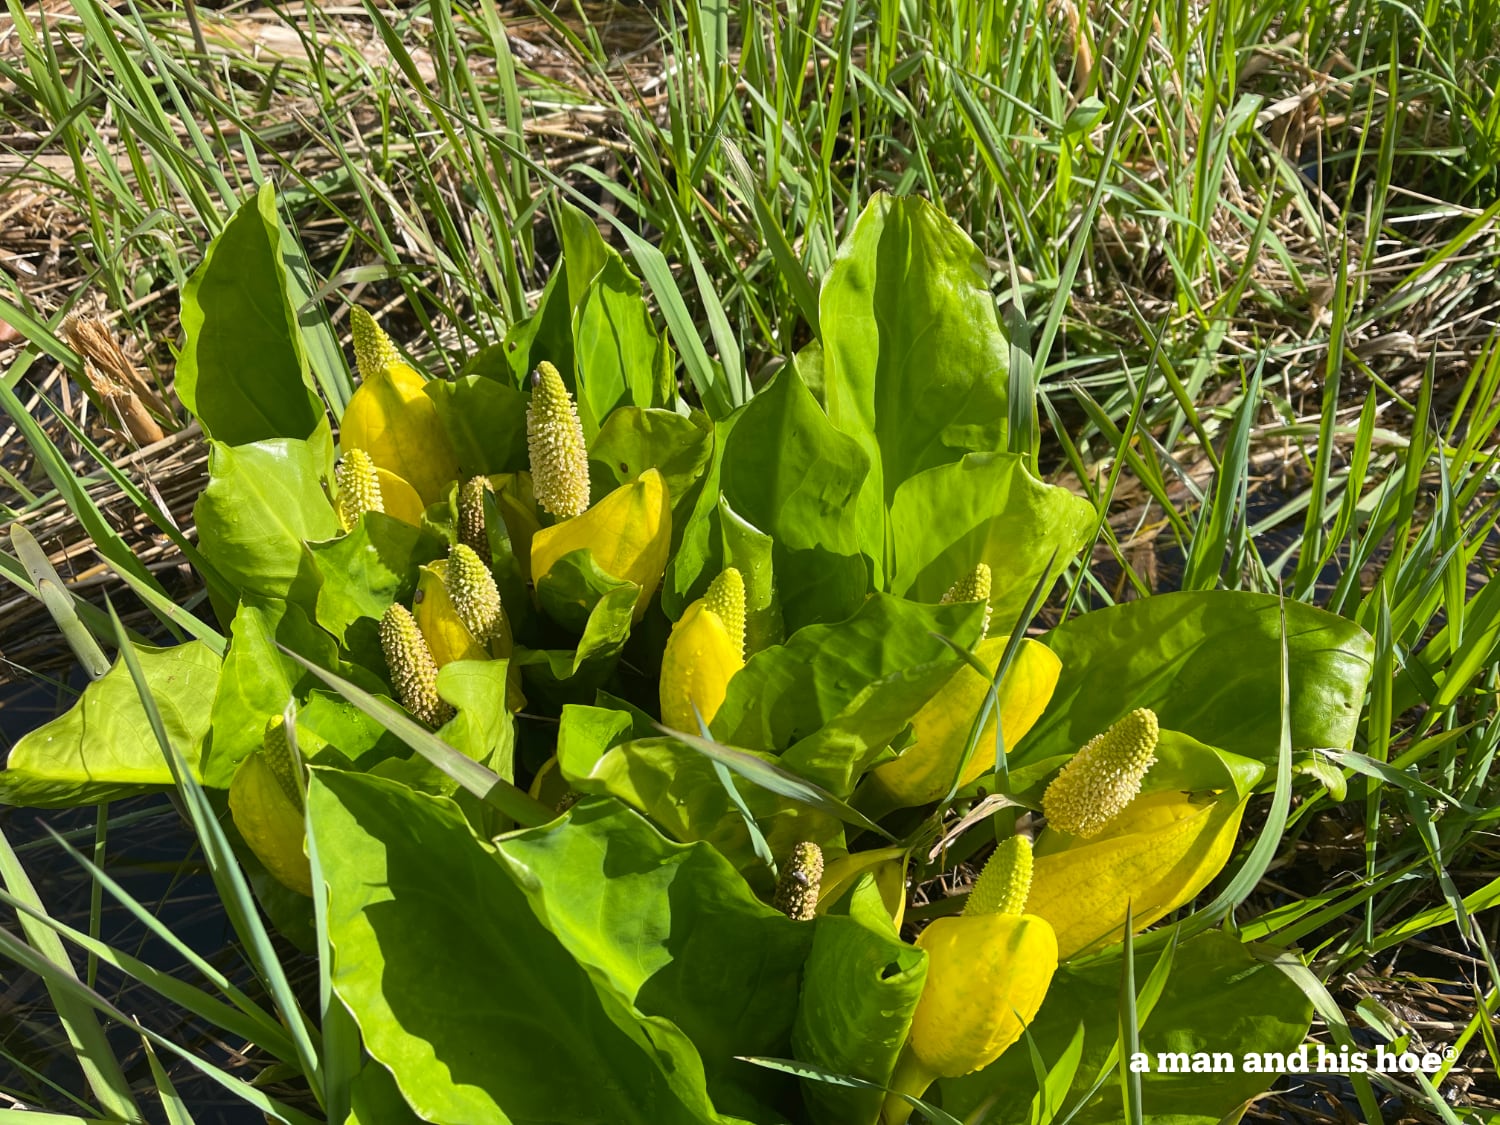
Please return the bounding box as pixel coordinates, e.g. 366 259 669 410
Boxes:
446 543 504 645
349 306 404 383
942 562 993 637
773 841 825 921
526 362 590 519
379 603 454 727
1042 708 1160 838
964 836 1033 917
261 718 305 813
335 448 384 529
457 475 490 557
704 567 746 660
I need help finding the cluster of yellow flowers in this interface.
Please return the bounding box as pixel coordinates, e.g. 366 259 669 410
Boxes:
231 310 1253 1113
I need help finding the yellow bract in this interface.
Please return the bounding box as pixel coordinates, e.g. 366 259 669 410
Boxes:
1026 788 1249 959
375 467 425 527
414 561 487 666
659 598 744 731
531 468 671 621
340 321 459 506
228 737 311 898
908 912 1058 1078
866 637 1061 809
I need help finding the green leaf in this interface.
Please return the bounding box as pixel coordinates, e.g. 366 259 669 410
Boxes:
780 659 962 796
535 546 638 635
666 367 871 631
712 593 982 753
423 375 530 477
308 512 441 660
938 932 1314 1125
792 877 927 1125
717 366 871 631
295 691 408 769
435 660 515 777
590 407 713 516
176 182 323 445
0 642 220 806
202 598 337 787
494 798 815 1120
1144 731 1266 800
194 425 341 608
306 771 728 1124
559 735 845 886
820 194 1011 582
1022 592 1376 768
718 494 783 652
888 452 1095 623
502 262 574 389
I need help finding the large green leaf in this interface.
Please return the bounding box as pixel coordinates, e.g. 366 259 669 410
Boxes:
589 407 713 517
424 375 529 477
938 932 1313 1124
819 194 1011 582
718 367 871 632
176 182 323 445
1020 592 1376 768
559 734 844 886
888 452 1095 622
494 798 814 1120
435 660 515 776
792 876 927 1125
308 512 442 665
0 642 221 806
194 425 341 609
307 770 730 1125
665 368 870 631
712 594 983 753
202 598 337 787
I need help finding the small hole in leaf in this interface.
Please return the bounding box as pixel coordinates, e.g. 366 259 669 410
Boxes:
881 962 902 980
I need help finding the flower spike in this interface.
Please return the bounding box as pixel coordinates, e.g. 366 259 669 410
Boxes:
1042 707 1159 838
526 362 590 519
965 836 1033 918
335 448 384 530
379 603 454 728
458 475 490 557
705 567 746 660
349 305 404 383
773 841 824 921
446 543 506 647
942 562 993 637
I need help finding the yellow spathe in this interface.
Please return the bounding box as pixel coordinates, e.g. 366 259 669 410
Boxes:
659 598 744 731
1027 788 1249 959
867 636 1061 809
531 468 671 621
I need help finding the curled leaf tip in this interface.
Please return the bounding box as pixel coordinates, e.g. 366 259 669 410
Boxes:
379 603 454 728
458 475 490 556
526 361 590 520
349 306 404 384
965 836 1033 917
773 841 824 921
1042 707 1159 838
942 562 993 636
447 543 505 646
335 448 384 529
705 567 746 659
